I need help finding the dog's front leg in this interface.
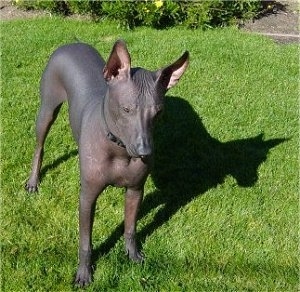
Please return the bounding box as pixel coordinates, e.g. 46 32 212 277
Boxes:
124 188 144 263
75 182 103 287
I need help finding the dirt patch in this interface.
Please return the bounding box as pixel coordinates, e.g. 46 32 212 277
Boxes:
242 0 299 44
1 0 299 44
0 0 88 21
0 0 48 20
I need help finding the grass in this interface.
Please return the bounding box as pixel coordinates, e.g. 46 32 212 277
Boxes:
1 17 299 291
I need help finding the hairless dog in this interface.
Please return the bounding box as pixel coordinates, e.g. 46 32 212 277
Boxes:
25 40 189 287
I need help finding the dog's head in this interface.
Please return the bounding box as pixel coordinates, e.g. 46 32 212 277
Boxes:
103 40 189 158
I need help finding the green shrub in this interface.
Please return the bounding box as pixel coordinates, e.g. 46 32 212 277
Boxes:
101 0 137 29
134 0 184 29
182 1 217 29
12 0 263 29
67 0 101 16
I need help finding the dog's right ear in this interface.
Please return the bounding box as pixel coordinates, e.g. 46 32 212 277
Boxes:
103 40 131 82
156 51 189 91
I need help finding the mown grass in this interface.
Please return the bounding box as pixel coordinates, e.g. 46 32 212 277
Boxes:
1 17 298 291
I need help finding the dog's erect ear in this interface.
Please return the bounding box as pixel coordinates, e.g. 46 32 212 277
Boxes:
156 51 189 90
103 40 131 82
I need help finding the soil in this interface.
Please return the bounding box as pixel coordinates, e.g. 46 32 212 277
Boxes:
0 0 299 44
242 0 299 44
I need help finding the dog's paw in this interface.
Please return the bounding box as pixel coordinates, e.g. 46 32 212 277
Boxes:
130 251 144 263
74 265 92 288
125 235 144 263
24 181 38 193
126 248 144 263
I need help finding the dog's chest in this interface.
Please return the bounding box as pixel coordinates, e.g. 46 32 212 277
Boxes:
110 157 149 188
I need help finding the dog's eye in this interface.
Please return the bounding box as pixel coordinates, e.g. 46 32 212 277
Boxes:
122 107 130 113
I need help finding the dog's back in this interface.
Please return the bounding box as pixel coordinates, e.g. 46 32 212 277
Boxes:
40 43 107 141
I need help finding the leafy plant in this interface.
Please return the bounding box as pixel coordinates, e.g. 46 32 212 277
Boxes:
135 0 183 29
101 0 137 29
12 0 264 29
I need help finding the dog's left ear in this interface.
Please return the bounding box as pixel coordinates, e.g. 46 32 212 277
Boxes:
103 39 131 82
156 51 189 90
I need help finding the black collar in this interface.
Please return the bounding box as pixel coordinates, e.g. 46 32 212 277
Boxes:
101 95 126 149
106 132 126 148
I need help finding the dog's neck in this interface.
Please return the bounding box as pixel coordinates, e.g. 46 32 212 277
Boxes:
101 93 126 148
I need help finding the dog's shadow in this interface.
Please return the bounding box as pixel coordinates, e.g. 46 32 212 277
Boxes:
92 96 286 261
40 149 78 180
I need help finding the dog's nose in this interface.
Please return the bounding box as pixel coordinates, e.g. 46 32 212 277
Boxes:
136 138 152 158
137 149 152 159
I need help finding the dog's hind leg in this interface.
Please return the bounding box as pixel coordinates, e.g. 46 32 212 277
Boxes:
25 73 66 192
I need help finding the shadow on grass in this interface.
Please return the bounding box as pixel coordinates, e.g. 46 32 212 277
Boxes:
92 95 286 262
39 96 286 267
40 149 78 180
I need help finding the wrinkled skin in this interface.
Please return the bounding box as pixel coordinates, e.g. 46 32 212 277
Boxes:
25 40 189 287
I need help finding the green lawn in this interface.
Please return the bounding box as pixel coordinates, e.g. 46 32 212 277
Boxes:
1 17 298 291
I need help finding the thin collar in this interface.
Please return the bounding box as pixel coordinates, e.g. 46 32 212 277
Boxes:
101 95 126 149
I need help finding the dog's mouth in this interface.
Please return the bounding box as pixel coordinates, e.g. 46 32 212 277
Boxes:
126 145 152 160
126 146 139 158
127 148 142 159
